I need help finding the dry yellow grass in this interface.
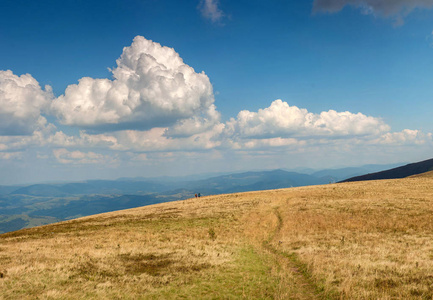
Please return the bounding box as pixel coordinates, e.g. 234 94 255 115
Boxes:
410 170 433 178
1 175 433 299
274 178 433 299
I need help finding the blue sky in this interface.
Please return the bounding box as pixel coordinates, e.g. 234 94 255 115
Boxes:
1 0 433 184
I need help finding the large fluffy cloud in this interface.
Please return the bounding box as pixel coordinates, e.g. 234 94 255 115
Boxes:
46 98 430 155
313 0 433 24
51 36 219 133
0 70 53 136
224 99 390 140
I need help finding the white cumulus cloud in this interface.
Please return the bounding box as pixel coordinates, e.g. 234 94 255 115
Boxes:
48 130 119 149
112 123 225 152
376 129 433 145
0 70 53 136
0 117 56 152
224 99 390 140
51 36 219 133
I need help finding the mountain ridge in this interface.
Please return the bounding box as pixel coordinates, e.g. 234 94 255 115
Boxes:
0 163 405 234
341 158 433 183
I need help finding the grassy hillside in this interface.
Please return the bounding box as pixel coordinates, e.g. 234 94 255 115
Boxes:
0 166 403 234
1 175 432 299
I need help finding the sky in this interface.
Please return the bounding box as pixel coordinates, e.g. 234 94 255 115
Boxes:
1 0 433 184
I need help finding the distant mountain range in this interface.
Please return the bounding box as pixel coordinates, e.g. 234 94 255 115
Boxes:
0 162 404 233
8 180 169 197
341 158 433 183
309 163 404 181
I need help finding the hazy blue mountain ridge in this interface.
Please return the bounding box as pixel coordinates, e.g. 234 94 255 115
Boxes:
341 158 433 183
0 163 405 234
311 163 404 182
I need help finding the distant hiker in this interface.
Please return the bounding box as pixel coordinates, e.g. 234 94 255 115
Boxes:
195 194 197 198
198 193 201 198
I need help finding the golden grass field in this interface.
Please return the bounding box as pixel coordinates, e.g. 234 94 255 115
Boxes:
1 174 433 299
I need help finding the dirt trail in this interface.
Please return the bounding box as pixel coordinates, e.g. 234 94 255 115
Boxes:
261 207 327 300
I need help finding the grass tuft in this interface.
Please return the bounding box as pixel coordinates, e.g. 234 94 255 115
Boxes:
208 228 216 240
